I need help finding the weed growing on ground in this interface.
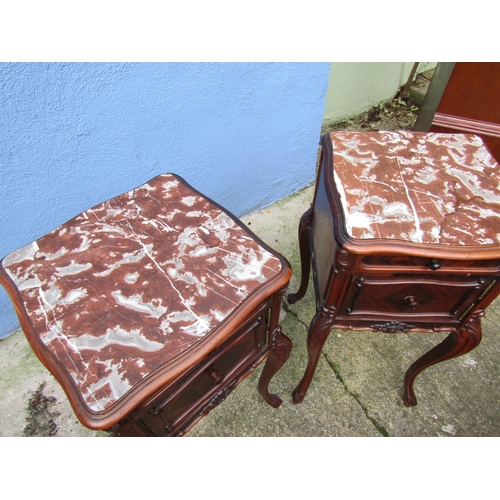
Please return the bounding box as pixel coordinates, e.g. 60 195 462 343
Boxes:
23 381 60 437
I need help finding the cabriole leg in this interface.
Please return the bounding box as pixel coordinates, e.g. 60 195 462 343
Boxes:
292 306 334 403
258 327 292 408
403 313 483 406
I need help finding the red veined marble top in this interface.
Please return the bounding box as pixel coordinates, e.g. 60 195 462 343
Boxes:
2 174 283 412
330 131 500 246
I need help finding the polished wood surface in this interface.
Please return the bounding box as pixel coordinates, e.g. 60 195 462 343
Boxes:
425 63 500 162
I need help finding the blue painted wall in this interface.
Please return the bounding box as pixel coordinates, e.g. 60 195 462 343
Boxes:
0 62 330 337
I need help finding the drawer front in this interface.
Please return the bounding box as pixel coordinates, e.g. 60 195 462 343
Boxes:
359 255 500 273
340 274 496 323
135 314 268 436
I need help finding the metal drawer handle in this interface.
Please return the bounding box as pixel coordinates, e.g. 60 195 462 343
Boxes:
429 259 441 270
405 296 419 309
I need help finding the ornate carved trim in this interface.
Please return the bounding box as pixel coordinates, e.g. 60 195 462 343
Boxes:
202 378 239 414
309 305 338 333
456 310 484 350
269 324 282 346
370 321 415 333
320 304 337 317
335 249 350 272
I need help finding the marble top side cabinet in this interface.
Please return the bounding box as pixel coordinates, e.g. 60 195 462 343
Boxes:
289 131 500 406
0 173 292 436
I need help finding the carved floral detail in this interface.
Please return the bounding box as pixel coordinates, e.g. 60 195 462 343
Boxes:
370 321 415 333
335 249 350 272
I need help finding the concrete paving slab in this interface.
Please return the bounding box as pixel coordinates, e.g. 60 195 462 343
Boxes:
1 181 500 437
188 312 381 437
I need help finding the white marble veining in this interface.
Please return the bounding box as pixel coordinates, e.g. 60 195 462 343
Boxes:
2 174 283 411
331 131 500 245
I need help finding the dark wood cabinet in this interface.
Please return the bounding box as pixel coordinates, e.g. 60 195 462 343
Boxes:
289 131 500 406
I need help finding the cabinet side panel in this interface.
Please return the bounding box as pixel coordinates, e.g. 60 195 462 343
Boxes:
311 176 338 303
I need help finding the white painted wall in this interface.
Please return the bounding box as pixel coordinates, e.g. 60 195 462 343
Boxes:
323 62 437 124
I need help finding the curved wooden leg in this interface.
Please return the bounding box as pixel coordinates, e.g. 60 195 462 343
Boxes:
288 206 313 305
258 327 292 408
403 312 483 406
292 306 335 403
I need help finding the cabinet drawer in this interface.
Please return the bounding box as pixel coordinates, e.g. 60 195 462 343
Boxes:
340 274 496 322
360 255 500 273
134 313 268 436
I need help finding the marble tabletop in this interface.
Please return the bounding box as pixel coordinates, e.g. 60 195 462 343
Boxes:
330 131 500 246
2 174 283 412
